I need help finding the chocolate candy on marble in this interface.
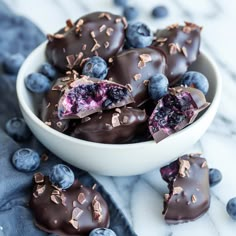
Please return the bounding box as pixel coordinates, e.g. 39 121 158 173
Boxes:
69 107 148 144
148 86 209 143
58 77 134 119
46 12 127 72
160 154 210 224
30 173 110 235
151 22 202 85
107 48 166 107
40 72 76 132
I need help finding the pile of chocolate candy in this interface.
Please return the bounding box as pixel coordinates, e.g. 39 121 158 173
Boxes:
27 11 210 144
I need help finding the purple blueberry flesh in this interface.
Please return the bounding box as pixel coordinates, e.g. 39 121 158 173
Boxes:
160 154 202 184
148 74 169 101
160 159 179 183
89 228 117 236
12 148 40 172
49 164 75 190
149 86 209 143
125 22 153 48
227 197 236 220
209 168 222 187
58 78 134 119
181 71 209 95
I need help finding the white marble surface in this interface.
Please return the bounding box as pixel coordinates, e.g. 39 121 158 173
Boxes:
4 0 236 235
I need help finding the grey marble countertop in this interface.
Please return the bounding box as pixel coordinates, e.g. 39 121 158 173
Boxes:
3 0 236 235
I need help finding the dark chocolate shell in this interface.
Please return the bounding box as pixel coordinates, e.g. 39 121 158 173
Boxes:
160 154 210 224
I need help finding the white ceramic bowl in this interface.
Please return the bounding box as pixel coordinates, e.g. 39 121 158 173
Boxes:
16 42 222 176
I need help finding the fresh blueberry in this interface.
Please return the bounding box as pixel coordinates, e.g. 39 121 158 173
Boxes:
113 0 127 7
39 63 57 80
2 53 25 75
5 117 31 142
25 72 51 93
209 168 222 187
123 6 139 21
125 22 153 48
148 74 169 101
227 197 236 220
181 71 209 95
82 56 108 80
89 228 117 236
49 164 75 189
12 148 40 172
152 6 168 18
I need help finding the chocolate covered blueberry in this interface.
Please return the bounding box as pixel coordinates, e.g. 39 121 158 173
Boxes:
152 22 202 85
30 173 110 235
107 48 166 106
69 107 148 144
46 12 127 72
149 86 209 143
160 154 210 224
58 77 134 119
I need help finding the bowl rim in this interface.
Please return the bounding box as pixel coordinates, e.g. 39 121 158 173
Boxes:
16 41 222 150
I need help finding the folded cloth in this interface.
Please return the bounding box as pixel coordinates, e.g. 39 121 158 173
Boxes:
0 1 137 235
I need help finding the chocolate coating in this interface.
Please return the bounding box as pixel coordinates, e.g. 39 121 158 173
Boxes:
160 154 210 224
69 107 148 144
46 12 127 72
40 74 75 132
107 48 166 107
152 22 201 85
30 173 110 235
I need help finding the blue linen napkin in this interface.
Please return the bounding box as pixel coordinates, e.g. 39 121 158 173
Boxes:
0 1 137 235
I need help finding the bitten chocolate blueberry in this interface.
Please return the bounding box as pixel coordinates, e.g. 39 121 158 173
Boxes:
46 12 127 72
107 48 166 107
57 77 134 120
148 86 209 143
160 154 210 224
152 22 202 85
30 173 110 235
